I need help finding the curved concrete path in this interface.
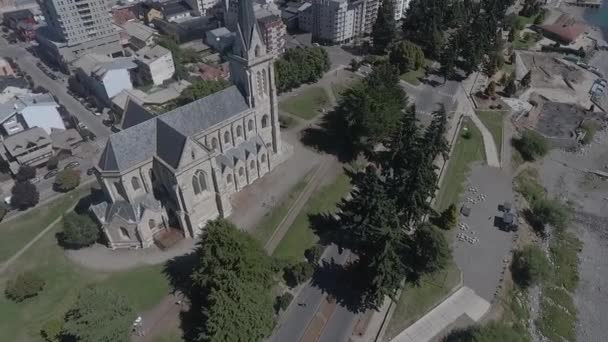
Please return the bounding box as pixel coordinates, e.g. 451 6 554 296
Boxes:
457 85 501 168
389 287 490 342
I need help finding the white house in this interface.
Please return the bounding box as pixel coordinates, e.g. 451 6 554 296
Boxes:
0 92 65 136
133 45 175 86
73 53 137 108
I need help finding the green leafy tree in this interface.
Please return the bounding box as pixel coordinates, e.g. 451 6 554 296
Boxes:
444 321 529 342
511 245 550 288
192 219 275 342
63 287 135 342
62 212 99 248
438 39 458 82
372 0 397 53
508 27 517 42
513 130 549 161
275 293 293 313
534 9 546 24
174 79 230 107
54 169 81 192
389 40 425 74
15 164 36 182
275 47 330 93
349 58 360 71
504 78 517 97
340 63 408 148
11 181 39 209
283 262 315 287
5 271 45 302
41 319 64 342
485 81 496 97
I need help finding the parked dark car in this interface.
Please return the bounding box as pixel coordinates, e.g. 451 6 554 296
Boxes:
44 170 58 179
64 161 80 169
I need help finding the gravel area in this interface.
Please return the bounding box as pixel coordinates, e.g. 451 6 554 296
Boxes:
537 128 608 342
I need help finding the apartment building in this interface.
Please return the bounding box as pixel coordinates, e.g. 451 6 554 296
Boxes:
299 0 376 45
185 0 222 16
36 0 123 68
133 45 175 86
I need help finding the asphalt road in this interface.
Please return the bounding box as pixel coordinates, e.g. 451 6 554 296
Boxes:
0 38 110 138
270 244 358 342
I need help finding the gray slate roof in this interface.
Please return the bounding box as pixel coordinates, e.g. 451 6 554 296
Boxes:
99 85 249 171
121 98 155 129
92 194 162 223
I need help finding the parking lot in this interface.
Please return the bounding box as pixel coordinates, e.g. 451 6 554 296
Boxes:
451 164 517 302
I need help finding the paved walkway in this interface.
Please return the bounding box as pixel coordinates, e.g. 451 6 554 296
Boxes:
389 287 490 342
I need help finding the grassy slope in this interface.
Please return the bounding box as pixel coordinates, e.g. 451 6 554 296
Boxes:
435 118 486 211
0 186 90 263
476 110 505 161
272 174 351 263
278 87 330 120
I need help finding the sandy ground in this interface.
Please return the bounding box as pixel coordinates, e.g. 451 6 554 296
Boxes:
537 128 608 342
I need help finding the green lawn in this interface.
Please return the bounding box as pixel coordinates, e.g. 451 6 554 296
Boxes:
400 59 432 86
435 118 486 211
250 171 313 245
476 110 505 161
383 262 461 341
279 87 330 120
272 174 351 263
0 202 170 342
0 186 91 263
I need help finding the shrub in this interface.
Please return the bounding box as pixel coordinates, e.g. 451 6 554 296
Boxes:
511 245 550 289
431 204 458 230
283 262 315 288
5 271 45 302
531 197 571 231
462 129 472 140
47 156 59 170
15 164 36 182
275 292 294 313
513 130 549 161
54 169 81 192
11 181 39 209
41 319 63 342
61 212 99 248
304 245 324 264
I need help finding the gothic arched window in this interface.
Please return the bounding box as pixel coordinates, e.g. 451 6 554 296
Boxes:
255 45 262 57
256 71 263 97
236 125 243 137
248 119 254 131
250 160 255 169
227 174 233 184
131 177 140 190
119 227 130 240
261 115 269 128
239 167 244 176
192 170 208 195
261 154 266 163
211 137 218 150
224 131 230 144
262 69 268 95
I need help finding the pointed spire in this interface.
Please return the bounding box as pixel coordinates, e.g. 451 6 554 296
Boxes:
237 0 257 51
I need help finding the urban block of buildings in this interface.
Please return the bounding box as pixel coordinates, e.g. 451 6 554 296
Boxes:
91 0 290 249
36 0 123 68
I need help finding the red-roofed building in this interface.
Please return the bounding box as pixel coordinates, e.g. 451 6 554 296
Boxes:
198 63 230 81
539 14 587 45
112 8 136 25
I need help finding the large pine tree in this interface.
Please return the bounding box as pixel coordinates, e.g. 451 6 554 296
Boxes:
192 219 275 342
372 0 397 53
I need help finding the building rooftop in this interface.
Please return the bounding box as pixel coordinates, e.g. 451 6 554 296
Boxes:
3 9 33 21
160 0 192 17
540 14 587 44
99 85 249 171
3 127 51 156
121 21 157 43
134 45 171 65
0 77 28 92
73 54 137 77
0 92 57 123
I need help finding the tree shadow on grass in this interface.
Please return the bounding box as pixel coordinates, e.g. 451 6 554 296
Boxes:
74 187 105 215
299 108 358 163
163 252 205 342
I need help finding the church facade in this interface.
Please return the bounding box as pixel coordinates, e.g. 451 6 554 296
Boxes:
91 0 289 249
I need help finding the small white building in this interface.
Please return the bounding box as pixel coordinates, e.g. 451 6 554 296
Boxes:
134 45 175 86
73 53 137 108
